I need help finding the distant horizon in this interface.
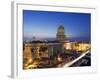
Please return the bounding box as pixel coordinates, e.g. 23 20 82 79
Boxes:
23 10 91 42
23 36 90 42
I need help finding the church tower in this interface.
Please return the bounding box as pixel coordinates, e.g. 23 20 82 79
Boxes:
56 25 66 42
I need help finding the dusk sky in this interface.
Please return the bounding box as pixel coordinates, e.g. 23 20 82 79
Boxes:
23 10 91 40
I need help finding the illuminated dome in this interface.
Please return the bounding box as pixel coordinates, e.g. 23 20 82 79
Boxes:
56 25 66 42
58 25 64 29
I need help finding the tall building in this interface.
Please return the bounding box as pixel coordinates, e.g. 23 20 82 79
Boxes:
56 25 66 42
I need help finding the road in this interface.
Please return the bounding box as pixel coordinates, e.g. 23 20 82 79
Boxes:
62 50 90 67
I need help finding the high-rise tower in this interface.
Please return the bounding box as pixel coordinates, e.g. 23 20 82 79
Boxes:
56 25 66 42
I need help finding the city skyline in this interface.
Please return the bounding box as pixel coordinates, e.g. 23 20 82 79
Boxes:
23 10 91 41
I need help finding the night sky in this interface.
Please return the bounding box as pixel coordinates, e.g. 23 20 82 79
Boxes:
23 10 91 41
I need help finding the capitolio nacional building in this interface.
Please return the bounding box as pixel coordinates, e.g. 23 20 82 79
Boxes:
23 25 90 69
